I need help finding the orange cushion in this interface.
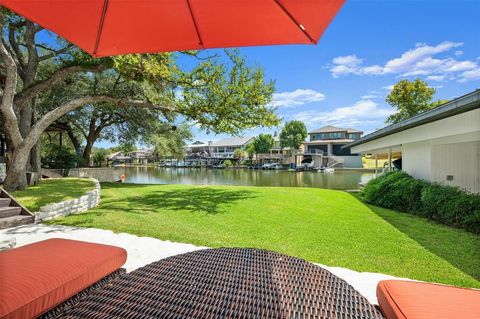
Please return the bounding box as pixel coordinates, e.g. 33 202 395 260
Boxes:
0 238 127 319
377 280 480 319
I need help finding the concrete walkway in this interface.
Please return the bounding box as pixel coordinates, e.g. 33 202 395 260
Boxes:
0 224 406 305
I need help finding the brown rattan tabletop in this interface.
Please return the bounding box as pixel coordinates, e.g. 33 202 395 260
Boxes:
57 248 384 318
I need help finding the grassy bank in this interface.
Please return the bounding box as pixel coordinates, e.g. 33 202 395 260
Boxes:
48 182 480 288
12 178 95 211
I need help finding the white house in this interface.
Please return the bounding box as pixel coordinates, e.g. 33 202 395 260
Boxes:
346 90 480 193
210 137 254 159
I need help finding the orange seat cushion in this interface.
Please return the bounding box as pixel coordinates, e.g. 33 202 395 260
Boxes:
377 280 480 319
0 238 127 319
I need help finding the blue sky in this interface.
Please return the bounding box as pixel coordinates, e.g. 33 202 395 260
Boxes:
186 0 480 144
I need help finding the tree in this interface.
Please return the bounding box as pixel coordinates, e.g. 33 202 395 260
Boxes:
233 148 245 160
246 143 255 160
386 79 443 124
93 148 108 167
145 123 192 160
0 10 279 190
280 121 307 150
252 134 274 154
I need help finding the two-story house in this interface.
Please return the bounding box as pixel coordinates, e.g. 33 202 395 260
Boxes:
210 137 254 159
301 125 363 168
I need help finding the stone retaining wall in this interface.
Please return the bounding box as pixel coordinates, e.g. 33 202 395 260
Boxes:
56 167 121 182
0 163 5 183
35 178 101 222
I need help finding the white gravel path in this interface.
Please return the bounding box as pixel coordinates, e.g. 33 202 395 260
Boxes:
0 224 406 305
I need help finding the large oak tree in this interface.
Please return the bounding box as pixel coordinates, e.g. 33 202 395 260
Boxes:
0 10 279 191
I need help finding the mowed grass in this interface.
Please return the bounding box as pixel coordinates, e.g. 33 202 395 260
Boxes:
49 183 480 288
12 178 95 211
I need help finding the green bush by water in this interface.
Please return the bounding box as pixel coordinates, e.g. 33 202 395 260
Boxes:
361 171 480 233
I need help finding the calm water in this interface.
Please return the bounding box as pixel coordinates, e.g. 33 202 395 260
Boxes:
115 167 373 190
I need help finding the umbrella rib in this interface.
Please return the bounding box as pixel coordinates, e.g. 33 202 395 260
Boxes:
93 0 109 56
186 0 204 48
273 0 317 44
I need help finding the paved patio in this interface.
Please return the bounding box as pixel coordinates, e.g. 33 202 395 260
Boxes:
0 224 406 305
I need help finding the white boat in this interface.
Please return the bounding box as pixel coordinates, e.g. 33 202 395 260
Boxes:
318 167 335 173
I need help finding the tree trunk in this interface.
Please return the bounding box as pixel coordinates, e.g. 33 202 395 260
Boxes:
3 148 29 191
30 140 42 181
83 141 94 167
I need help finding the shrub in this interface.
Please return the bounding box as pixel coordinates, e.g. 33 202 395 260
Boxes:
223 160 233 167
41 144 79 174
361 171 480 234
361 171 426 212
420 184 480 233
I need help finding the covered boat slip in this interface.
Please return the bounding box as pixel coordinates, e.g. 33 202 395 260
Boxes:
348 90 480 193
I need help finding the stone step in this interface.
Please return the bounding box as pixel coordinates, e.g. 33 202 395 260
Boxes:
0 198 12 207
0 215 35 230
0 206 22 218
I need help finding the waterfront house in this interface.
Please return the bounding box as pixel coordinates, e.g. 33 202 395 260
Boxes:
184 141 210 158
210 137 254 159
347 90 480 193
300 126 363 168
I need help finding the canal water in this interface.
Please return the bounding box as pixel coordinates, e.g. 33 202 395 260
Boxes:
114 166 373 190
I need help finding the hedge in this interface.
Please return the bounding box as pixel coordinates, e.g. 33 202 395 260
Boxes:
361 171 480 234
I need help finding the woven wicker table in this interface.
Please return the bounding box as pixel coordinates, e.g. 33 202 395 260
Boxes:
57 248 384 318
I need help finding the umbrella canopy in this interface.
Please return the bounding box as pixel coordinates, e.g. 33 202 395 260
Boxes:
0 0 345 57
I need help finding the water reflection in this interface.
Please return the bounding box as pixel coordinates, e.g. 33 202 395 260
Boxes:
114 167 373 190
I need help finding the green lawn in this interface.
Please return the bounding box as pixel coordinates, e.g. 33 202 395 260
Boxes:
47 183 480 288
12 178 95 211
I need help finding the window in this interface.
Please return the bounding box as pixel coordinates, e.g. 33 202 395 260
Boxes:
348 133 361 140
311 132 345 140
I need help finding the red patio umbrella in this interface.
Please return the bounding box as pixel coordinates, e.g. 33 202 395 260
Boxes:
0 0 345 57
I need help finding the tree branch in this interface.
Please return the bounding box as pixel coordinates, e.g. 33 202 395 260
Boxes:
0 14 23 148
14 64 106 107
23 96 175 150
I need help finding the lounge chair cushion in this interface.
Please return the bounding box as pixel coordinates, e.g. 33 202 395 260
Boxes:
377 280 480 319
0 238 127 319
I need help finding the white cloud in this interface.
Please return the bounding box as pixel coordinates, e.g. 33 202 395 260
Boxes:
270 89 326 108
293 99 394 129
327 41 480 82
330 55 362 78
459 67 480 82
426 75 446 82
361 94 377 100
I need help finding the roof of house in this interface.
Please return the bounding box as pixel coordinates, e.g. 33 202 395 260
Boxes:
107 151 123 160
308 125 363 134
185 141 209 148
211 137 254 147
345 89 480 149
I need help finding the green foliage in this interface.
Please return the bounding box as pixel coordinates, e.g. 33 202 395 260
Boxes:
420 184 480 233
239 159 251 166
223 160 233 167
233 149 245 160
145 123 192 159
178 50 279 134
386 79 440 124
93 148 108 167
280 120 307 149
361 171 426 212
361 171 480 233
41 143 79 172
252 134 274 154
246 143 256 159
